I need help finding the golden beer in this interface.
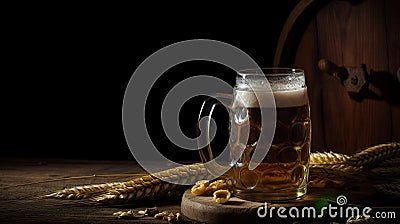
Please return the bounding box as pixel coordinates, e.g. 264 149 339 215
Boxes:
229 69 311 201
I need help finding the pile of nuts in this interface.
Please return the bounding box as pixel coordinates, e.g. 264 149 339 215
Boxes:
191 179 231 204
113 207 181 222
154 211 181 222
112 179 232 222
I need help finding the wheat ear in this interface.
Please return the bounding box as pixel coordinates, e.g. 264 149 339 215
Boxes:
46 163 210 204
370 167 400 177
46 182 128 199
310 152 350 164
374 183 400 198
346 142 400 167
90 163 211 204
309 163 363 179
378 157 400 167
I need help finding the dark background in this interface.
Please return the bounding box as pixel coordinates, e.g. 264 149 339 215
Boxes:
2 2 299 161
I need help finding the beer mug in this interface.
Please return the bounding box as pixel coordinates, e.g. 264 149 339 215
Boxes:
198 68 311 201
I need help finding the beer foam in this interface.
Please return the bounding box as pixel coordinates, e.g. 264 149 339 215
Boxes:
234 87 308 108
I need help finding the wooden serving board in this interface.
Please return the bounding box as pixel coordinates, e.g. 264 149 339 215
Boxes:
181 187 382 224
181 190 264 224
181 189 321 224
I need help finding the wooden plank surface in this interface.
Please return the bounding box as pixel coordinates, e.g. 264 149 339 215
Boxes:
0 158 183 224
294 17 325 152
386 0 400 141
316 0 392 154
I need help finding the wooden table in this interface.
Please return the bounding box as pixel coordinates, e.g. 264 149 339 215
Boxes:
0 158 184 224
1 158 399 223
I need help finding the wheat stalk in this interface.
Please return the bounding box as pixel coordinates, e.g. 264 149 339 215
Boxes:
374 183 400 198
90 163 211 204
310 163 363 173
310 151 350 164
346 142 400 167
308 177 345 188
379 157 400 167
46 163 211 204
370 167 400 177
150 163 209 185
309 163 364 179
46 182 128 199
90 176 183 205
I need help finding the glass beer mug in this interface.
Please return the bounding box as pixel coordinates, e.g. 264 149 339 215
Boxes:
198 68 311 201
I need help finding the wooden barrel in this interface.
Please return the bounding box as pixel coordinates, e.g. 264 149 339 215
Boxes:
274 0 400 155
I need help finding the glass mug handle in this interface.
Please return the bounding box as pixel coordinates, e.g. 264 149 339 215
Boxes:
197 93 232 177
